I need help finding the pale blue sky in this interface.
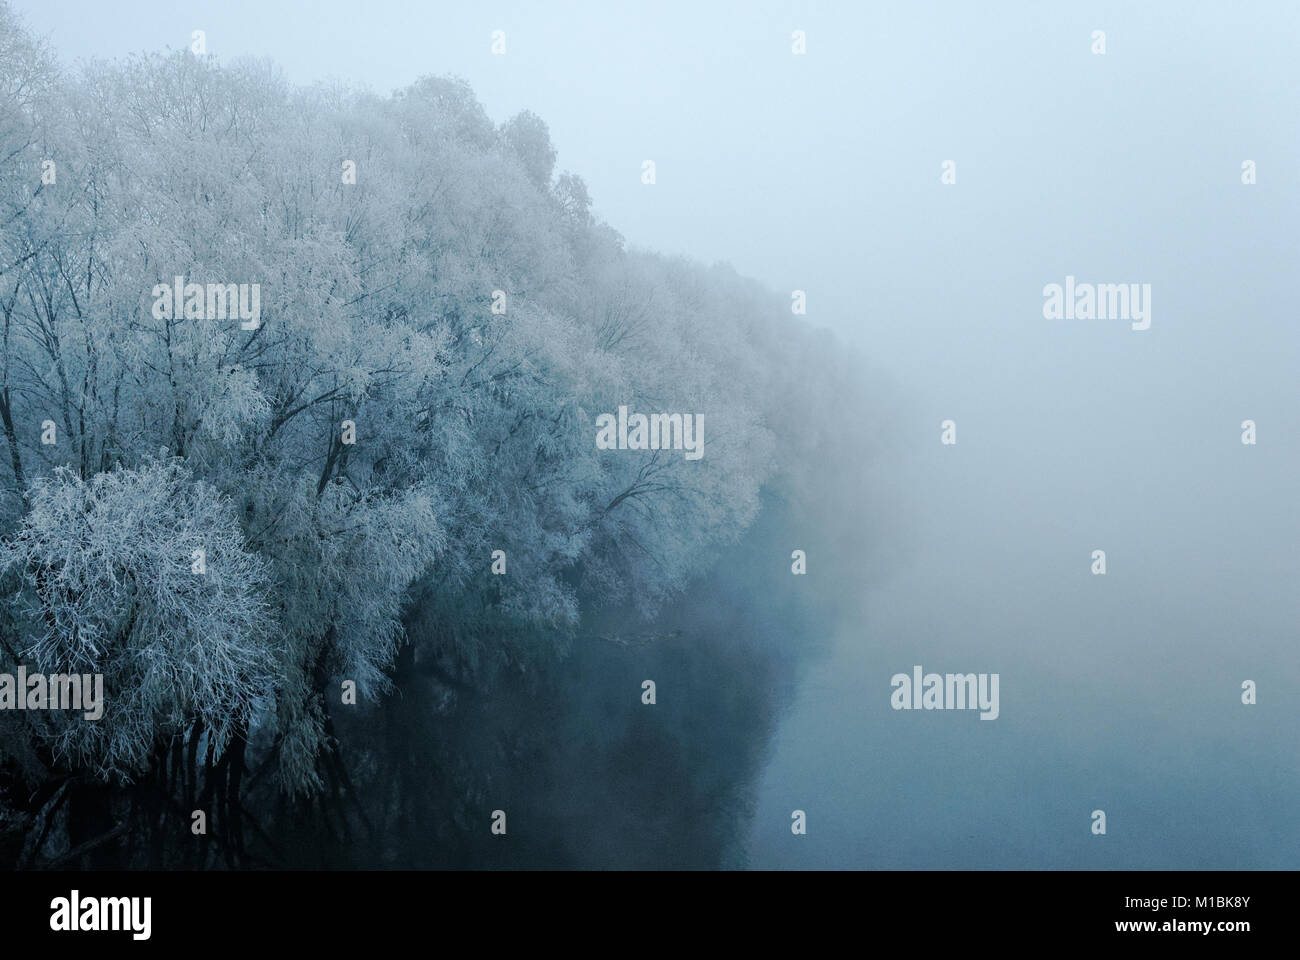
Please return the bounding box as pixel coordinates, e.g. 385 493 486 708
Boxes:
18 0 1297 368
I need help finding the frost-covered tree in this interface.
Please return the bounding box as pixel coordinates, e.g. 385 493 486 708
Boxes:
0 460 276 779
0 2 879 867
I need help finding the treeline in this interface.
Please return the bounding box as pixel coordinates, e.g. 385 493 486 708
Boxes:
0 3 878 867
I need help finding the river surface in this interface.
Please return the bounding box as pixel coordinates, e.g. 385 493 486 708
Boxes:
746 400 1300 868
327 371 1299 870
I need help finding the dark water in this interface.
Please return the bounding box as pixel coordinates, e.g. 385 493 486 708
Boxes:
302 493 843 869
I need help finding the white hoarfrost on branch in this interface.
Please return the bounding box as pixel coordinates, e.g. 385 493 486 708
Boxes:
0 460 276 778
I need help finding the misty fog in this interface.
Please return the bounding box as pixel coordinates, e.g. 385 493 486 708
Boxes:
3 1 1296 869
